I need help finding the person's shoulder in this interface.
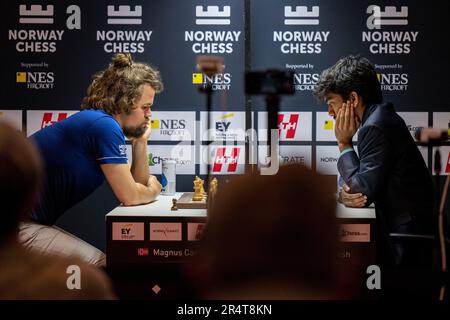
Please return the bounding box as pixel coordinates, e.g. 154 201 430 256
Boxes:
0 246 116 299
25 250 116 299
46 254 117 300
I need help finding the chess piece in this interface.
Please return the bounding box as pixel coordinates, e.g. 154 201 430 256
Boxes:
192 176 204 201
171 198 178 211
209 177 218 194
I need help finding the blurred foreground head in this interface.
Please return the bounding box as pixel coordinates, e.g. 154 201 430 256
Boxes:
0 122 41 243
190 164 341 299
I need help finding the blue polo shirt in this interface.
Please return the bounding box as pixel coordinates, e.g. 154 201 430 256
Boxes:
30 109 128 225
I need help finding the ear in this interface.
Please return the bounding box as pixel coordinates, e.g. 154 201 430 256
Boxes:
349 91 360 108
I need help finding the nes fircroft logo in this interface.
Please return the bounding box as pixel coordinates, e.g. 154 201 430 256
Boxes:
274 6 329 54
192 71 231 91
195 5 230 25
107 5 142 25
278 114 299 139
96 5 151 53
185 5 241 54
16 71 55 89
363 6 418 54
293 73 319 91
213 147 240 173
377 72 408 91
8 4 80 53
284 6 319 25
41 112 67 128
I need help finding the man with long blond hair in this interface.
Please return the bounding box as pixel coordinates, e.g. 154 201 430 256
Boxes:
21 53 163 267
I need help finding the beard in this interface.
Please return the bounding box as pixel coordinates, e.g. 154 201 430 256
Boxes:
123 122 147 139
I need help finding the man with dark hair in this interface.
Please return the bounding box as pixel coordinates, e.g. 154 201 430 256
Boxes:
0 122 116 299
20 53 163 267
314 55 434 268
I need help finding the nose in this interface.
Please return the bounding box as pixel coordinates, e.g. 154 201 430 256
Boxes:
327 105 334 117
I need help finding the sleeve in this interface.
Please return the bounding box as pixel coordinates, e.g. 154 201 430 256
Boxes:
86 117 128 165
337 125 390 206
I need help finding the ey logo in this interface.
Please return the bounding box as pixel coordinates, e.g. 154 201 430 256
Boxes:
41 112 67 128
367 5 408 30
216 113 234 132
278 113 299 139
284 6 319 25
213 147 240 173
16 72 27 83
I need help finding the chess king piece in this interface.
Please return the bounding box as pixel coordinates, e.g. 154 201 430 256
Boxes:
192 176 205 201
171 198 178 211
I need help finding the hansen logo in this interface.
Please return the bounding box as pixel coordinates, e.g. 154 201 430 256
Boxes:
41 112 67 128
16 71 55 89
185 5 241 54
213 147 240 173
293 73 319 91
364 6 418 54
278 114 299 139
96 5 152 53
8 4 81 53
274 6 330 54
377 72 408 91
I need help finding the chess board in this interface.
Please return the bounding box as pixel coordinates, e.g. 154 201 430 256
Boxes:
176 192 207 209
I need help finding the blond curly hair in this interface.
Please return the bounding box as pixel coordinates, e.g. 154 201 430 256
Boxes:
81 53 163 115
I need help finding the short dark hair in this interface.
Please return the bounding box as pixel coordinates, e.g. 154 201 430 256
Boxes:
0 122 41 242
313 55 382 106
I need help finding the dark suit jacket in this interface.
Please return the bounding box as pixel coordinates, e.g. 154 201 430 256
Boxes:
337 103 434 264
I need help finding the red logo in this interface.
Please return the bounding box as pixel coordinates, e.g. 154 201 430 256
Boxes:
41 112 68 128
212 147 240 172
278 113 299 139
137 248 149 256
446 152 450 173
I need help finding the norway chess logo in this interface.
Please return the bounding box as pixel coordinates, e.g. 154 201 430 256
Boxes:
41 112 67 128
107 5 142 25
213 147 240 173
284 6 319 25
19 4 54 24
195 6 230 25
278 114 299 139
366 5 408 30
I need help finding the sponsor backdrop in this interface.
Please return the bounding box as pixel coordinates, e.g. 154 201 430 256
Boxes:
1 0 449 250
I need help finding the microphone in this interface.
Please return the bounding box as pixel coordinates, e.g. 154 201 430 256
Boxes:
414 127 449 146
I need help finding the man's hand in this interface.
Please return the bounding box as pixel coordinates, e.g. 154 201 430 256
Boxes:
335 101 359 152
339 183 367 208
148 175 162 193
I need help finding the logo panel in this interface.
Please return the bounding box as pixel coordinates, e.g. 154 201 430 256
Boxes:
112 222 144 241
